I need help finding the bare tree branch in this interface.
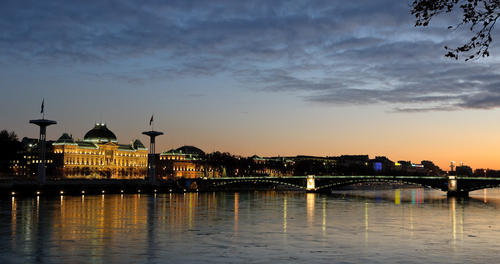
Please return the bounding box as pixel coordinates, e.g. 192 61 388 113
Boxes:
412 0 500 60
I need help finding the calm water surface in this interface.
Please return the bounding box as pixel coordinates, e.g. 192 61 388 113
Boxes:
2 188 500 263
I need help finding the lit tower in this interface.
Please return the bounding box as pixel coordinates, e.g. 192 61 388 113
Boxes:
29 99 57 184
142 115 163 183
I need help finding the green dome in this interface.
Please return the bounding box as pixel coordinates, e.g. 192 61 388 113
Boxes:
55 133 75 144
83 123 117 143
176 145 205 156
133 139 147 150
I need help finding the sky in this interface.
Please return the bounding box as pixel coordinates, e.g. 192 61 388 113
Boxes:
1 0 500 170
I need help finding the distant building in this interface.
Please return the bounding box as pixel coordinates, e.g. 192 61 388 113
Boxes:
339 155 369 166
486 169 500 177
10 137 56 178
158 145 208 179
249 155 293 176
473 168 487 177
370 156 395 173
455 165 473 177
337 155 370 175
291 155 337 176
52 123 148 179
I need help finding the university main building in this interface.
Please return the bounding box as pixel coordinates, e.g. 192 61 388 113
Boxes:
52 123 148 179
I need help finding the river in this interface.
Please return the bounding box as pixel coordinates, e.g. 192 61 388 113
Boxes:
1 188 500 263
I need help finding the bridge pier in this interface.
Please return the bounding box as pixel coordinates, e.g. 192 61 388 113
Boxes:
446 190 469 197
306 175 316 192
447 176 468 197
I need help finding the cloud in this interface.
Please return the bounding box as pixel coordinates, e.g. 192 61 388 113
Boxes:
1 0 499 111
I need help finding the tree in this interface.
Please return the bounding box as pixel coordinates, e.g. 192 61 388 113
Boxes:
412 0 500 60
0 130 22 174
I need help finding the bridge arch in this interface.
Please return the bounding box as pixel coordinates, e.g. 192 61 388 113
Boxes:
195 176 450 193
314 178 445 192
208 178 306 190
461 183 500 192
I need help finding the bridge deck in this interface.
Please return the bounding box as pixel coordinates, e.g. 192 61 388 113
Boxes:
209 175 447 180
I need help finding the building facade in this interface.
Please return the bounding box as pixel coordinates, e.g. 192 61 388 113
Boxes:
9 137 56 179
158 146 209 179
52 123 148 179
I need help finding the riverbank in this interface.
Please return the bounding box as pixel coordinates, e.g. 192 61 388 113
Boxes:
0 179 182 197
0 178 302 197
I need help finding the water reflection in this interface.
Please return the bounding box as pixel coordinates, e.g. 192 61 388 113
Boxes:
3 189 500 263
450 197 457 244
283 196 287 233
364 202 369 243
306 193 315 227
234 192 239 234
322 197 326 236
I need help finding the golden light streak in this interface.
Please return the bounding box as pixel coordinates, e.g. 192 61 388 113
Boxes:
322 197 326 236
283 196 287 233
234 193 239 235
11 197 16 243
307 193 315 227
364 202 369 243
450 197 457 249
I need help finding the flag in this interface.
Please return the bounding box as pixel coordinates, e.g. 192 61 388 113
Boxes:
40 99 44 114
149 115 153 126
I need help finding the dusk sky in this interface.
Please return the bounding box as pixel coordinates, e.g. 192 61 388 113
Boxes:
2 0 500 170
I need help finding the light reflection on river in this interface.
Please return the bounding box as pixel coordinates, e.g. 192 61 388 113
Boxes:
2 188 500 263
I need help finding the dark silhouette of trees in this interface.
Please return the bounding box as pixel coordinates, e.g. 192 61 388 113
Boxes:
0 130 22 175
205 151 240 177
412 0 500 60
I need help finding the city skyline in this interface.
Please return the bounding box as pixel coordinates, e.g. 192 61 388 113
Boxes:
8 110 492 171
2 0 500 171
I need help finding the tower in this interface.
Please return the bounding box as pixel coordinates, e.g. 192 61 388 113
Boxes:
450 161 455 173
142 130 163 183
29 118 57 184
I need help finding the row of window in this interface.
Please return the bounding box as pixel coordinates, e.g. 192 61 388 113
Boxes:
64 158 146 167
160 156 188 160
173 166 202 171
54 149 146 158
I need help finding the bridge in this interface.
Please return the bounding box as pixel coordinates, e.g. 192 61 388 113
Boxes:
186 175 500 196
4 175 500 197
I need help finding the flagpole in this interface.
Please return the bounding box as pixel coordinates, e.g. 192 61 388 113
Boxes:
41 98 45 119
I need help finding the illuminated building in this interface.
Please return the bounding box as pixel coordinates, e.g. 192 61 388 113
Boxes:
52 123 148 179
158 146 208 179
10 137 56 178
250 155 294 176
370 156 395 173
